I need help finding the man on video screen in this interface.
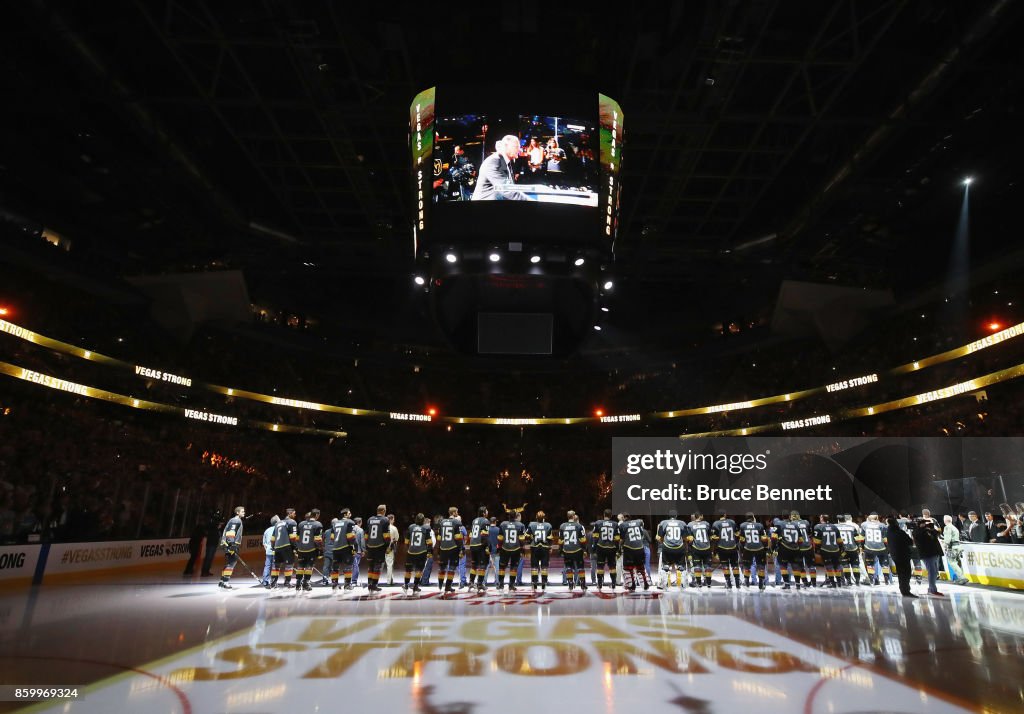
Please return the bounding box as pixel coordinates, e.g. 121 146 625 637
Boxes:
472 134 528 201
449 145 475 201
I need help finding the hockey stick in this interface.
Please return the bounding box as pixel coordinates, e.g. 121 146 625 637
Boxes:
230 551 264 585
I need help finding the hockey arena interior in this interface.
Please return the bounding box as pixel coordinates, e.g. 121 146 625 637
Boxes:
2 3 1024 714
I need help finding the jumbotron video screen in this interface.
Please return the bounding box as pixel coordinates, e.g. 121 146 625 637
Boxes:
410 87 623 252
433 114 599 206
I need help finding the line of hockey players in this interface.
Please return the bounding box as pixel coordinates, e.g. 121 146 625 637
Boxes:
216 504 923 594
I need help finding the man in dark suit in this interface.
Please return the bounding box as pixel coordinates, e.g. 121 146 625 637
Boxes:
983 512 1003 543
913 517 944 596
966 511 987 543
886 516 916 597
182 519 206 576
201 511 224 576
472 135 528 201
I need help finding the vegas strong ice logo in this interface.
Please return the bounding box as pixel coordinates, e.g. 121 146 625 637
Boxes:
44 615 970 714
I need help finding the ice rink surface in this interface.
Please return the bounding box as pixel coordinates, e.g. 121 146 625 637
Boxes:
1 572 1021 713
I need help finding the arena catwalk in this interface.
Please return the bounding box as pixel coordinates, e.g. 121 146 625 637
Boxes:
0 573 1020 714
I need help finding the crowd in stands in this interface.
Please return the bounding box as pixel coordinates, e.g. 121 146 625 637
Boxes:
0 375 612 544
2 363 1021 546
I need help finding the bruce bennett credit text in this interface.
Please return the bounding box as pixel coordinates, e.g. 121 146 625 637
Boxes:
624 484 834 502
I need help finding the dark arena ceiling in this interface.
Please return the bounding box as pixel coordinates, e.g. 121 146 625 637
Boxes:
1 1 1023 356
